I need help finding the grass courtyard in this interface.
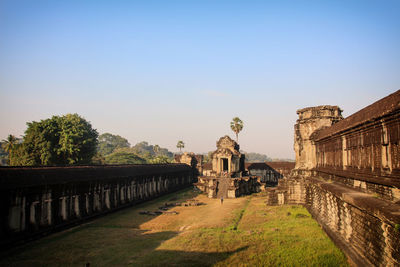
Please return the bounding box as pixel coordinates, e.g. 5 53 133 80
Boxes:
0 188 348 266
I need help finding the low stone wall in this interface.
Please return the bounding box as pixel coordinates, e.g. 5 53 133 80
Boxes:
0 164 194 248
266 175 400 266
230 176 264 198
265 176 306 205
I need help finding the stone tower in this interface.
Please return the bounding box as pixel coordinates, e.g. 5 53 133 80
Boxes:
210 135 245 177
195 135 263 198
294 105 343 173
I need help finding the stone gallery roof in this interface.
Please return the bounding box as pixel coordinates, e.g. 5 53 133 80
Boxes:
266 162 295 170
315 90 400 140
0 164 192 189
245 162 295 171
245 162 271 170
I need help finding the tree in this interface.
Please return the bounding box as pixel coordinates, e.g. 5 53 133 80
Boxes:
9 144 30 166
245 152 272 162
230 117 243 142
149 155 172 164
92 152 106 165
1 134 18 164
98 133 130 156
0 142 7 165
176 141 185 153
22 114 98 166
105 151 146 165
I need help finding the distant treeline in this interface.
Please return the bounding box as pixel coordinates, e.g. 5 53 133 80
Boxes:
0 114 174 166
94 135 174 165
1 113 293 166
244 152 272 162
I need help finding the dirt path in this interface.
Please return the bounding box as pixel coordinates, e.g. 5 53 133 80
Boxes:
140 191 248 232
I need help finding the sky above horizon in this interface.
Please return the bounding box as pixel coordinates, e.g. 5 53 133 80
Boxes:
1 0 399 159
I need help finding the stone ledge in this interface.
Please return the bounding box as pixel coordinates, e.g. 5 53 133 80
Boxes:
315 168 400 188
307 207 368 267
308 177 400 225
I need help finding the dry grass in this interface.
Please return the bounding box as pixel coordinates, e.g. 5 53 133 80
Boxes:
0 189 348 267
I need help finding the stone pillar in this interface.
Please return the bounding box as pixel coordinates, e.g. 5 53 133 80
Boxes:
294 105 343 174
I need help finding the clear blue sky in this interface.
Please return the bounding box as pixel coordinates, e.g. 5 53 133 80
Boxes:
1 0 399 159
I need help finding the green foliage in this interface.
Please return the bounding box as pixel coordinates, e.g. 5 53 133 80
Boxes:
9 144 31 166
97 133 130 156
131 142 173 158
245 152 272 162
92 152 106 165
230 117 243 142
17 114 98 166
105 151 146 165
1 134 19 165
229 198 250 231
1 134 18 153
0 142 9 165
148 155 172 164
106 144 173 165
176 140 184 152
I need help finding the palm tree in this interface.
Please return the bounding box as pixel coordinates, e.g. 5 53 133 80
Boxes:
176 141 185 153
2 134 18 164
230 117 244 142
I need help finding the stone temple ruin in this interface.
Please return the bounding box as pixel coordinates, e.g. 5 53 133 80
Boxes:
1 90 399 266
267 90 400 266
195 136 264 198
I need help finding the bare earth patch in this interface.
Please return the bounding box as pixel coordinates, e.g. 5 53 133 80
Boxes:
0 188 349 267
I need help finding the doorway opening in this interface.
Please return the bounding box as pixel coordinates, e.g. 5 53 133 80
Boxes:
222 158 229 172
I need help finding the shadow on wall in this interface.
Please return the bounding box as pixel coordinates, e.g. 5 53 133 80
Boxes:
245 162 295 186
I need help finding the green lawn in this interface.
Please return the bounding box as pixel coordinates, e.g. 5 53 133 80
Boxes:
0 189 348 267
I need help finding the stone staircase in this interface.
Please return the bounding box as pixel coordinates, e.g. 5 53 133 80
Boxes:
216 178 230 198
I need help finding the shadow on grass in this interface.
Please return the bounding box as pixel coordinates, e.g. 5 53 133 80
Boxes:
88 187 202 228
0 188 217 266
0 229 249 266
137 244 249 267
85 229 249 267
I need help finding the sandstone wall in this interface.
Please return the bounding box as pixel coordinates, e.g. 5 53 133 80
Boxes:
314 91 400 201
266 175 400 266
0 164 193 248
306 178 400 266
268 90 400 266
294 105 343 170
